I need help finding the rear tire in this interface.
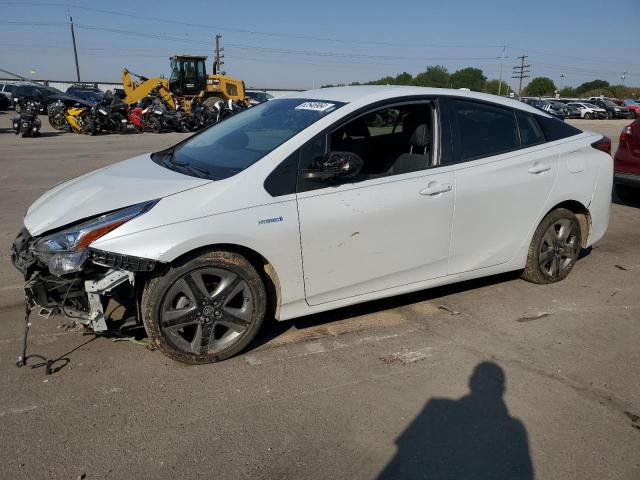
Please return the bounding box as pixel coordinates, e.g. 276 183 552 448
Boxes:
48 114 67 130
521 208 582 284
112 114 128 134
149 117 162 133
88 119 98 136
141 250 267 364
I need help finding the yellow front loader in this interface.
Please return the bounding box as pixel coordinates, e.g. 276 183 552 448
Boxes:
121 55 247 110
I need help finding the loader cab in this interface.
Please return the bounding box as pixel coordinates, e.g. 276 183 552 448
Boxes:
169 55 207 96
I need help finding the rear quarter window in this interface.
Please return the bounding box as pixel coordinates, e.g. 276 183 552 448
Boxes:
516 111 545 147
535 114 581 141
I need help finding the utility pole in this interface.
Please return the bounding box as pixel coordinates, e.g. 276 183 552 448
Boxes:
214 34 224 75
69 14 81 82
498 45 506 96
512 55 530 96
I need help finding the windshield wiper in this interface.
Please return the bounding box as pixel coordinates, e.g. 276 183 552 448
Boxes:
168 155 211 179
154 149 212 179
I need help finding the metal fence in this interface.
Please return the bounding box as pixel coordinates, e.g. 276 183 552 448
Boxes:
0 78 303 98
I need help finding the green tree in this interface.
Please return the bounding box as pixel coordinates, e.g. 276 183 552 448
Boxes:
414 65 450 87
449 67 486 91
367 75 395 85
575 79 609 95
484 79 513 95
393 72 413 85
559 86 578 97
523 77 556 97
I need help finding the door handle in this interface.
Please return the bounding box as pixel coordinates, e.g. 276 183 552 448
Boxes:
419 183 452 196
528 163 551 174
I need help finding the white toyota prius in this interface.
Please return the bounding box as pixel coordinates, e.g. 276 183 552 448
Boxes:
11 86 613 364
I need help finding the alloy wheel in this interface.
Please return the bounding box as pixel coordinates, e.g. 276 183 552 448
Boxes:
159 267 254 355
538 219 580 278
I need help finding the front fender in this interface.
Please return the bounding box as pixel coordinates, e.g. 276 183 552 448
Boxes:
91 199 305 306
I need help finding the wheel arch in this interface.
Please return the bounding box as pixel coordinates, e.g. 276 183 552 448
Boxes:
543 199 592 247
168 243 282 319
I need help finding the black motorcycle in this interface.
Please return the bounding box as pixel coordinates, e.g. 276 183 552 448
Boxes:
189 96 219 130
12 97 42 137
89 91 129 135
139 96 190 133
48 99 67 131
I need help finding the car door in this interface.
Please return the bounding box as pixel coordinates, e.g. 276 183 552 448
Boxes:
442 99 559 274
296 100 455 306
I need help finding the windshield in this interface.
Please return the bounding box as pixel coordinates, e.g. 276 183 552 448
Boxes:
624 100 638 105
161 98 345 180
584 103 599 108
602 100 617 107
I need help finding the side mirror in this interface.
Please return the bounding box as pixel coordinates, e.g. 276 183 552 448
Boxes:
303 151 364 181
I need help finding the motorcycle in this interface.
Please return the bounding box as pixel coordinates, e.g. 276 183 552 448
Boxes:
90 91 129 135
129 96 190 133
65 104 94 134
12 97 42 137
48 99 68 131
189 96 219 130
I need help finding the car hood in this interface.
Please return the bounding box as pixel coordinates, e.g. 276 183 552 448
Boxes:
24 153 211 236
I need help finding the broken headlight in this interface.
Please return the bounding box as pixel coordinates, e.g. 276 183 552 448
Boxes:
33 200 158 277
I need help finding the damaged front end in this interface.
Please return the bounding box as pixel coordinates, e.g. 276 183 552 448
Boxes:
11 200 158 333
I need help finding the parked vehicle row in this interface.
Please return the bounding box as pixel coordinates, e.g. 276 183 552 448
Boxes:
519 95 639 120
4 81 258 137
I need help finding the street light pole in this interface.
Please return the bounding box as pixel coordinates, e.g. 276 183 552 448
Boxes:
498 45 506 96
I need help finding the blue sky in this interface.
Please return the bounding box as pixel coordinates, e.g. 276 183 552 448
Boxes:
1 0 638 90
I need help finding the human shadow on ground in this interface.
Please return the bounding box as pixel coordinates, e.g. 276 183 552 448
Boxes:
378 362 534 480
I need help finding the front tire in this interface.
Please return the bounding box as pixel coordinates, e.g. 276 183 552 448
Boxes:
522 208 582 284
141 250 267 364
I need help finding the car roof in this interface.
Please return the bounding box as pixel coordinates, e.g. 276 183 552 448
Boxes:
282 85 549 117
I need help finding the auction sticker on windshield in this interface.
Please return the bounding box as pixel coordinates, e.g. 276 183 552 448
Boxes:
295 101 336 112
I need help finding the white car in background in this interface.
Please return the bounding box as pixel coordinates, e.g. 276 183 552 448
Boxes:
568 102 607 119
12 86 613 364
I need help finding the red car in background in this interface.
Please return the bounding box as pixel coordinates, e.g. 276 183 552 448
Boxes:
623 99 640 118
614 117 640 202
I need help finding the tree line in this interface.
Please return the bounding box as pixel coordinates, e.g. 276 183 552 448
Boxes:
323 66 638 99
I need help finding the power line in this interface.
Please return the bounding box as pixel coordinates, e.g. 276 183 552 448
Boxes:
1 8 639 69
0 2 505 49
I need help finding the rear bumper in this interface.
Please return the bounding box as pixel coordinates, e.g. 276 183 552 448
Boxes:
614 172 640 188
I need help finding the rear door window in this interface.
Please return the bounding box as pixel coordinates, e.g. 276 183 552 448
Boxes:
449 99 519 161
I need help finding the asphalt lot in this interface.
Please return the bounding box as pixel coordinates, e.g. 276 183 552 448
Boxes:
0 114 639 479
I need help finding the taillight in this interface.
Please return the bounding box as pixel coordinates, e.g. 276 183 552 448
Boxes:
591 136 611 155
620 125 632 143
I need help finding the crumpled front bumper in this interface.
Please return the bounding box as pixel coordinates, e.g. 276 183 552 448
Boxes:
11 226 156 332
